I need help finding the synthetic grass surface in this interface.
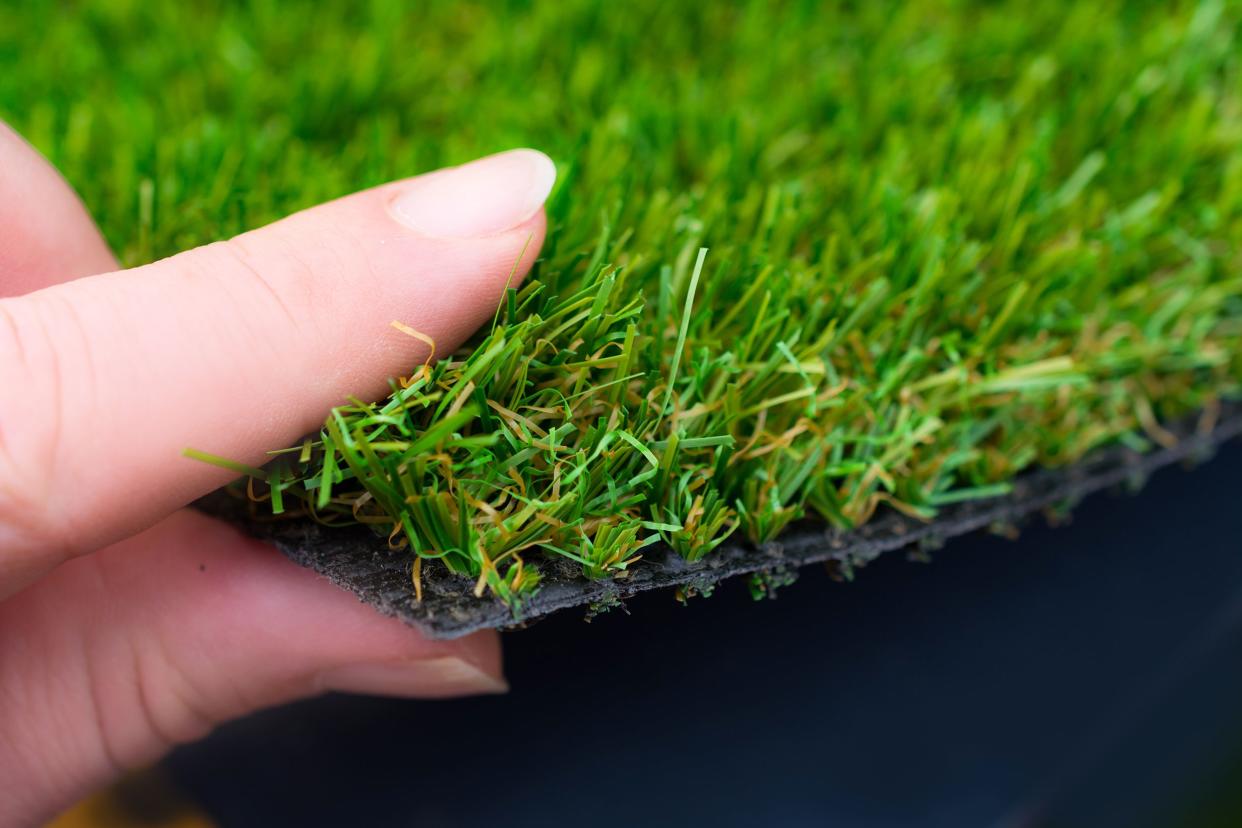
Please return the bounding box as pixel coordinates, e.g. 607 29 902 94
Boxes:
4 1 1242 607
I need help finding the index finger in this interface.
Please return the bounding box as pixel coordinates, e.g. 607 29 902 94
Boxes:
0 149 555 594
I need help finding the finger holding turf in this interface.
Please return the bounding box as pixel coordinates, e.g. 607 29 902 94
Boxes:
0 124 552 825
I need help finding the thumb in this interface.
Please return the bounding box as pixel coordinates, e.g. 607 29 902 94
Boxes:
0 148 553 589
0 510 505 825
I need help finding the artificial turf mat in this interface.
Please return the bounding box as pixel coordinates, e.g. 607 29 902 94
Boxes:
200 403 1242 637
5 1 1242 619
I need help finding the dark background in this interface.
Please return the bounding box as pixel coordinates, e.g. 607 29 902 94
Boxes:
165 442 1242 827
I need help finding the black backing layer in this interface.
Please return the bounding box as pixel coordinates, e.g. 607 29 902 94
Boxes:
197 405 1242 639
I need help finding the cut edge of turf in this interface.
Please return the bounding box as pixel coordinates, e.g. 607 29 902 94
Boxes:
197 402 1242 639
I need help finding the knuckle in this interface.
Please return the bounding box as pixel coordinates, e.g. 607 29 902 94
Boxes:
0 296 81 561
71 556 222 771
210 233 323 335
125 634 219 754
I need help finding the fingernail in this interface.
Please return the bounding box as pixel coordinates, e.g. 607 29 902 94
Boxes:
390 148 556 238
318 656 509 698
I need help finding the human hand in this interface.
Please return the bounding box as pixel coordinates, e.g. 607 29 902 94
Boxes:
0 121 553 825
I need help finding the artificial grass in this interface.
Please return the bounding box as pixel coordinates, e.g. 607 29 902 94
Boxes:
4 1 1242 609
202 405 1242 636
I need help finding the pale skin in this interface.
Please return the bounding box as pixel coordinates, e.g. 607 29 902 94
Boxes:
0 120 554 825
